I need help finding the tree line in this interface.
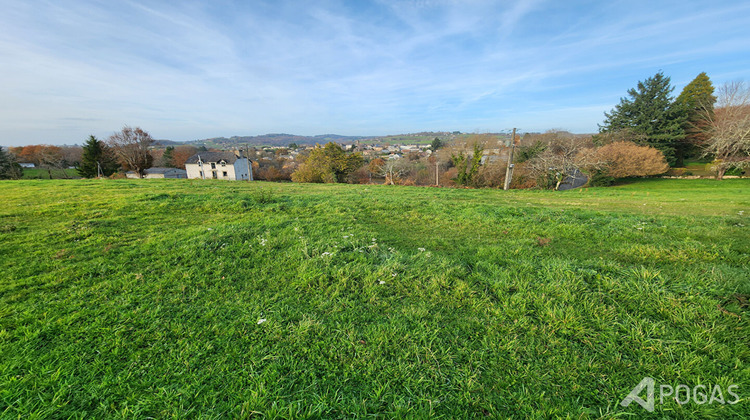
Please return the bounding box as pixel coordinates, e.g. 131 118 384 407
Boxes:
598 71 749 178
0 127 203 179
281 72 748 187
2 72 747 184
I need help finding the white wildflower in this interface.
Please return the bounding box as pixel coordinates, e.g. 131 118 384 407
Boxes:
391 273 397 277
418 248 426 252
379 281 385 285
343 235 350 239
257 318 267 325
321 252 332 257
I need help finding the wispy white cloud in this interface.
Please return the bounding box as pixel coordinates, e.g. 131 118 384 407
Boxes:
0 0 748 145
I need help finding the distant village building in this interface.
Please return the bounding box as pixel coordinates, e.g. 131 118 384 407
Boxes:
126 167 187 179
185 151 252 181
479 155 504 165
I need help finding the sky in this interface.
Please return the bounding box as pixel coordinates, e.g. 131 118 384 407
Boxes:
1 0 749 146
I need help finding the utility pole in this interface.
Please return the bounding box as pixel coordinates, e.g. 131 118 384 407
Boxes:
435 160 440 186
503 128 517 191
246 144 253 181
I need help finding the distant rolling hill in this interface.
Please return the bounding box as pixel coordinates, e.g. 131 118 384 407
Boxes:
157 132 474 149
184 133 370 148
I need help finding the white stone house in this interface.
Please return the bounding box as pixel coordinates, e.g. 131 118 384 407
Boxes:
185 151 252 181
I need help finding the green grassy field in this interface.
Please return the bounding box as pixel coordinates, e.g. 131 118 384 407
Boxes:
1 179 748 418
20 168 80 180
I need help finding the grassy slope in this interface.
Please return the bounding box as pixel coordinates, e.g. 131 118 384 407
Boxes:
0 179 748 419
21 168 80 180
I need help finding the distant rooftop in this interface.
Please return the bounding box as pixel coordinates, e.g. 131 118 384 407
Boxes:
185 151 242 164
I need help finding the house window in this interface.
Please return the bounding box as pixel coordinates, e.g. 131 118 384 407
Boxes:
211 162 216 169
222 171 228 177
212 171 217 179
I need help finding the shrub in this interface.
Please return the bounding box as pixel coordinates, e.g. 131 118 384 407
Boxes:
508 162 537 189
594 141 669 178
476 160 506 188
291 143 363 183
346 165 372 184
440 167 458 187
108 172 127 179
515 140 546 163
451 143 483 187
588 170 615 186
290 163 325 183
257 166 290 182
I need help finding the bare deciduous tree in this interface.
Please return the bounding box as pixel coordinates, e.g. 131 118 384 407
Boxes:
172 145 199 169
108 126 154 178
702 81 750 179
37 146 70 178
378 158 411 185
526 134 599 190
59 146 83 169
0 146 24 179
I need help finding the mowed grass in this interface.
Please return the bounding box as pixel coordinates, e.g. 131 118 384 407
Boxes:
20 168 80 180
0 179 748 419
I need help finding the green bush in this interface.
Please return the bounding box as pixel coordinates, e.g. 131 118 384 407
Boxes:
588 170 615 186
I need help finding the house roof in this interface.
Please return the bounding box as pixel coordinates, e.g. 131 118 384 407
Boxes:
125 167 187 175
185 152 241 165
145 167 187 174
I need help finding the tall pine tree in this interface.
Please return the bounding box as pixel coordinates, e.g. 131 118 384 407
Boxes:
674 72 716 163
599 72 686 166
78 135 119 178
161 146 176 167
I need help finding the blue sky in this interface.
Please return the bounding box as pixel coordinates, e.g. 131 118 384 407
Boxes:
1 0 749 146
